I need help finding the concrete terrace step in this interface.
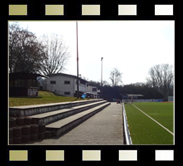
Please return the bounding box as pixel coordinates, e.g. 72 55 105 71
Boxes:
29 100 107 125
46 102 111 136
9 99 103 116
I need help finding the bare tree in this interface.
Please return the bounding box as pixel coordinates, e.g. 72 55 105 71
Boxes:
102 80 110 86
109 68 122 86
38 34 70 76
146 64 173 100
9 23 46 73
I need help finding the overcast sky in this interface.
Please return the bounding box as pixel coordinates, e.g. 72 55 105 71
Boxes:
9 21 174 85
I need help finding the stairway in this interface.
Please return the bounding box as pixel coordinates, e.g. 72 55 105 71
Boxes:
9 99 110 144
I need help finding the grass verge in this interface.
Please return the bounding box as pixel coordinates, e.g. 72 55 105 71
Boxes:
9 91 89 107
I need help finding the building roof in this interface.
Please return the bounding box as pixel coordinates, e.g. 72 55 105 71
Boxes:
48 73 88 83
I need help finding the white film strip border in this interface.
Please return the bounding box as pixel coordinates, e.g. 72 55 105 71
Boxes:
8 4 174 16
9 149 175 161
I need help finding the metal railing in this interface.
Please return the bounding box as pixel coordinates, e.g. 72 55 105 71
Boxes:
122 103 133 145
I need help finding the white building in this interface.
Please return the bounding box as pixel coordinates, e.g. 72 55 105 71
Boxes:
87 85 100 99
44 73 88 97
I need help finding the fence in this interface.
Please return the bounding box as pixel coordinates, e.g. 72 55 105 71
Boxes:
122 103 133 145
168 96 173 102
122 99 163 102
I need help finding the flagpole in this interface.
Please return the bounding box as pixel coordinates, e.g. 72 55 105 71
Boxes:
76 21 79 98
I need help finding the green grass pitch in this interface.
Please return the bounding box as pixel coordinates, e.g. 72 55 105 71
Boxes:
124 102 174 145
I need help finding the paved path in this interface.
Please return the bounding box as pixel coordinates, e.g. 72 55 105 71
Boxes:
32 102 124 145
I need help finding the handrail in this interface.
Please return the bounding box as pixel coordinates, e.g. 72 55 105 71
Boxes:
122 103 133 145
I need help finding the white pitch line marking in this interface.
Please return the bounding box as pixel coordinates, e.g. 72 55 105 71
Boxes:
132 104 174 136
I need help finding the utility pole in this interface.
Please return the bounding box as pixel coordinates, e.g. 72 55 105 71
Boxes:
76 21 79 98
101 57 103 98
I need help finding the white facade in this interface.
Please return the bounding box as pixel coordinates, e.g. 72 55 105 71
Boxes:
75 81 87 93
45 74 88 97
87 85 100 98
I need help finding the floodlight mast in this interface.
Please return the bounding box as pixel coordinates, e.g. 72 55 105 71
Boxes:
76 21 79 98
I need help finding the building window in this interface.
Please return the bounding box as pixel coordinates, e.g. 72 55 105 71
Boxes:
92 88 97 92
64 81 70 84
64 92 70 95
50 81 56 84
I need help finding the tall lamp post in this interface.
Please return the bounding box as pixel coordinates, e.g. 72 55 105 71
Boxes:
101 57 103 98
76 21 79 98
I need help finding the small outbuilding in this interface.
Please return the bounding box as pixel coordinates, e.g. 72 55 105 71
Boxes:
87 85 100 99
9 72 47 97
